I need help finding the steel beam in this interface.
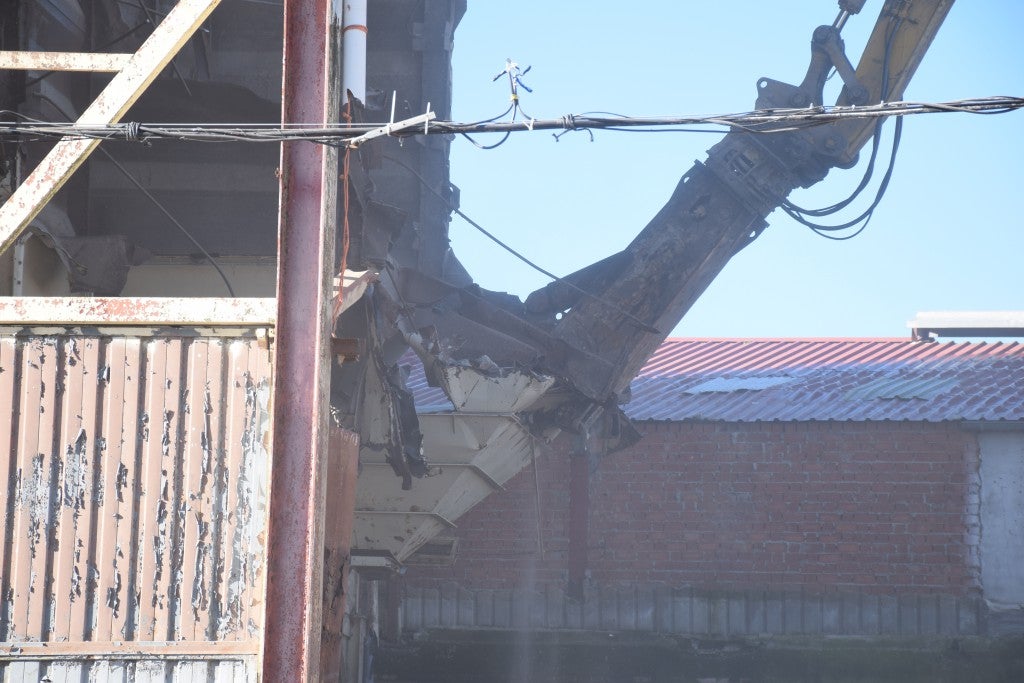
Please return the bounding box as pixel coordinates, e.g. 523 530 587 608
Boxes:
0 0 222 255
263 0 341 679
838 0 954 163
0 51 132 71
0 296 275 325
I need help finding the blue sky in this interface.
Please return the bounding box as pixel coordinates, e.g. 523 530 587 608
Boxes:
444 1 1023 339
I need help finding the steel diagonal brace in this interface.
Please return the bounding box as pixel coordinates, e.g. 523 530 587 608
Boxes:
0 0 222 255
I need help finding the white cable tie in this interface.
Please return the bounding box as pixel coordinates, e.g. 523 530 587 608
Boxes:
346 111 436 149
425 102 432 134
527 118 535 131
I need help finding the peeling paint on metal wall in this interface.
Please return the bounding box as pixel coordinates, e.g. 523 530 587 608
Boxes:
0 329 272 678
0 659 250 681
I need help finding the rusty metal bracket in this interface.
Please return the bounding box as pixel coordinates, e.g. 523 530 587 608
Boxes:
757 25 867 110
256 327 275 365
331 336 364 362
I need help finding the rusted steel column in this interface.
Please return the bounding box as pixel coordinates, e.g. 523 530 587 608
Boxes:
264 0 341 679
320 427 361 682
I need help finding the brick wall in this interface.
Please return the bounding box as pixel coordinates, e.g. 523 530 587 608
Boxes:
409 440 571 589
406 421 979 598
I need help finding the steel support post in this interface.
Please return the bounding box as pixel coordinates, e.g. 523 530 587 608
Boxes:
264 0 341 679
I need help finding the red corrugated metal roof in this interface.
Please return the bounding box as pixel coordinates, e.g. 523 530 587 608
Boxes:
629 338 1024 422
404 338 1024 422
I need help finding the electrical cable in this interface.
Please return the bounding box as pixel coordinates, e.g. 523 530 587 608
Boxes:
382 153 660 334
459 61 533 150
0 97 1018 144
781 14 905 237
460 130 511 150
126 0 194 97
786 15 900 218
784 115 902 240
33 95 236 296
99 148 237 296
465 103 515 125
600 127 732 135
332 100 353 325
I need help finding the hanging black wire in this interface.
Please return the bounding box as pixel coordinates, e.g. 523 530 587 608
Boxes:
30 95 236 296
781 15 905 238
382 153 659 333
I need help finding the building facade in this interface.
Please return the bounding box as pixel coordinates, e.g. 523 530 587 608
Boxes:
390 338 1024 681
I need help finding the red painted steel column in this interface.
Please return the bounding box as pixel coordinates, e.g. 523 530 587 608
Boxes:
264 0 340 678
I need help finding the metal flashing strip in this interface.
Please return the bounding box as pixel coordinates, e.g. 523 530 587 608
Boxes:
0 297 276 326
910 311 1024 339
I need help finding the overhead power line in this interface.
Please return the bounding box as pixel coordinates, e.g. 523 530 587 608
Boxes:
382 153 660 334
29 94 237 295
0 96 1019 145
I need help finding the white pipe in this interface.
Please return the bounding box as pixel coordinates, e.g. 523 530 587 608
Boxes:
342 0 367 104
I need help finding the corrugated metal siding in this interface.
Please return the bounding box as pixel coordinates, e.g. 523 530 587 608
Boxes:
626 339 1024 422
0 330 272 679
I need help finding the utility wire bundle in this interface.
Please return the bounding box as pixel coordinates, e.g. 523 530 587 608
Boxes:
0 96 1019 145
2 55 1021 294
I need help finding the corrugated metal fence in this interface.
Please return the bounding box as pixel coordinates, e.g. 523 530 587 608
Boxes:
1 329 272 681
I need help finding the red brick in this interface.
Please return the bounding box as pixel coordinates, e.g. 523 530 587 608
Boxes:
405 422 976 598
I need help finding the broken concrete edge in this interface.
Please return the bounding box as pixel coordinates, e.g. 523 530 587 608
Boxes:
399 323 556 415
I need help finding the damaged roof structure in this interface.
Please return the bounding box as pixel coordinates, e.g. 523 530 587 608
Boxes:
0 0 985 679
